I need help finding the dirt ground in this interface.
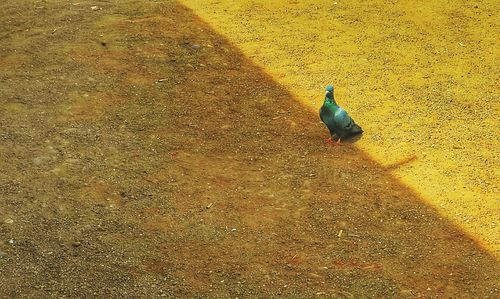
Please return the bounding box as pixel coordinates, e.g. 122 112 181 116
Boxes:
0 0 498 298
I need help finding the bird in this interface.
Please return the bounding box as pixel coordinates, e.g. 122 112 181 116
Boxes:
319 85 363 145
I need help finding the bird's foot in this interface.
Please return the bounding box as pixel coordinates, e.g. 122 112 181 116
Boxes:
325 137 341 146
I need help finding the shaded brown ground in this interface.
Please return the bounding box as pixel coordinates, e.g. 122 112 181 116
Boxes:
0 1 498 298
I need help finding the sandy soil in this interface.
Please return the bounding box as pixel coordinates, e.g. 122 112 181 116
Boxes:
0 0 498 298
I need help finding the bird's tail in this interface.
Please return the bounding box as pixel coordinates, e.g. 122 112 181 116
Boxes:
351 123 363 135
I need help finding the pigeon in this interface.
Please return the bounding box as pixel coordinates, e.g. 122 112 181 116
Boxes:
319 85 363 145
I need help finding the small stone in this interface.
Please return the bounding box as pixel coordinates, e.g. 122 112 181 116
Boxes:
72 241 82 247
7 239 14 245
4 219 13 224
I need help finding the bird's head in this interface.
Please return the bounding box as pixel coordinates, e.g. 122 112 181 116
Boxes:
325 85 334 99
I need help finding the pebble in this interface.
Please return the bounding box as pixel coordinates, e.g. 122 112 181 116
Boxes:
72 241 82 247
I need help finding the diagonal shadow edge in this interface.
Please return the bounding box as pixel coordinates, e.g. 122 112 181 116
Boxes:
175 1 498 258
137 1 498 298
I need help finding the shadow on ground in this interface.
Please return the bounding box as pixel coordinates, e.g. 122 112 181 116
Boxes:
0 1 498 298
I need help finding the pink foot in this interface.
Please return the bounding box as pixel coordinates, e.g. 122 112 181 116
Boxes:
325 137 341 146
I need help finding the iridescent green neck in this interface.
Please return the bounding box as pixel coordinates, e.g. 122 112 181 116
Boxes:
324 96 338 108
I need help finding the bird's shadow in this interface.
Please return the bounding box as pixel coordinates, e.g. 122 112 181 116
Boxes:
384 154 418 171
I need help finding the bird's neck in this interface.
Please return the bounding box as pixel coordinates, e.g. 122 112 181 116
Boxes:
325 96 338 107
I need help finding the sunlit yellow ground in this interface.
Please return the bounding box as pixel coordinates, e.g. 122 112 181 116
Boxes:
180 0 499 256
